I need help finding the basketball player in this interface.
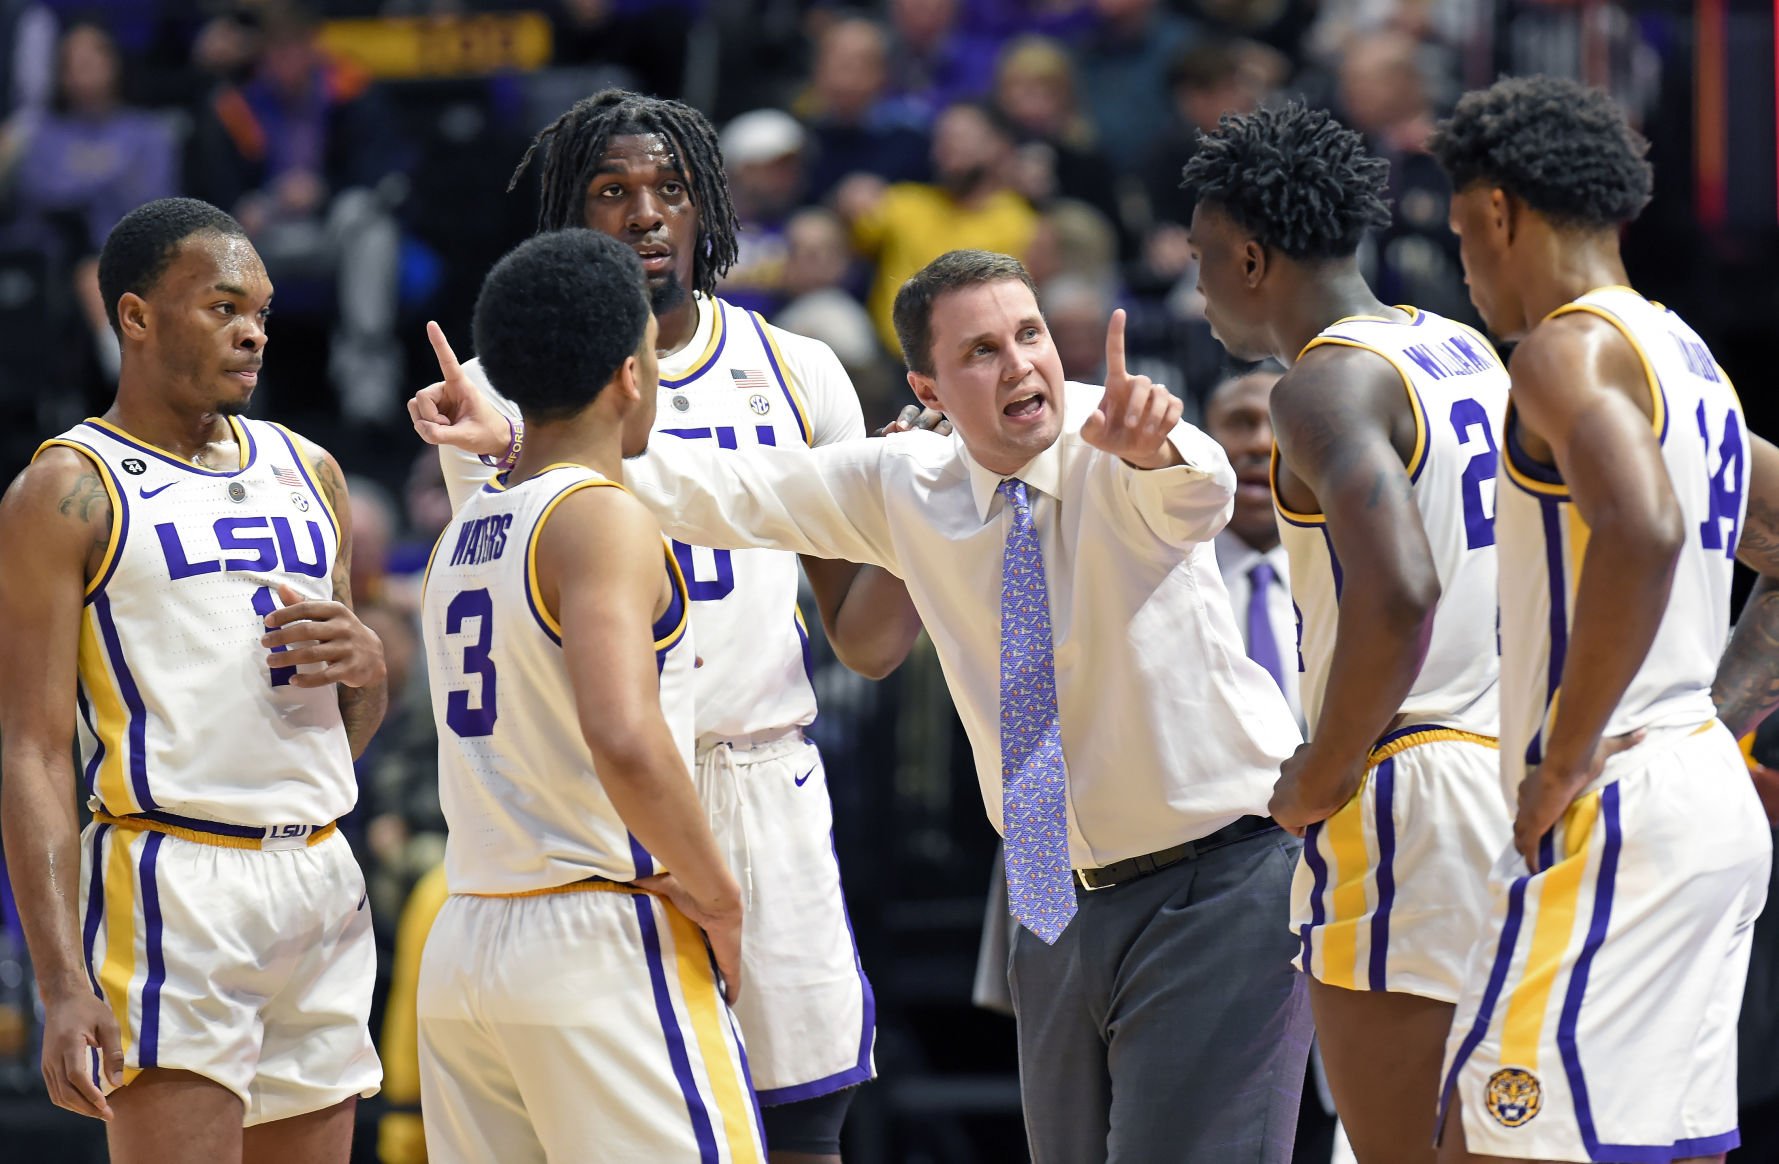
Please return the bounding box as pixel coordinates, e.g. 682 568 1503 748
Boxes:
416 228 761 1163
411 91 916 1162
1181 103 1510 1163
1429 76 1771 1163
0 197 386 1161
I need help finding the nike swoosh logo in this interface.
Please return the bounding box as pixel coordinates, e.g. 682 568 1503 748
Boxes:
793 764 817 787
138 482 175 499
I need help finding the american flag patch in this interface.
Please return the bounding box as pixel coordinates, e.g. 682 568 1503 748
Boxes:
731 367 770 393
271 464 305 487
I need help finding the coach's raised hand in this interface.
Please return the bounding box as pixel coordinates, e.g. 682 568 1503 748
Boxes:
409 321 512 459
1079 309 1184 470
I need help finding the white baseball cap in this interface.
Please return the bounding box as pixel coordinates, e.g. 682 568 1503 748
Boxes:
722 109 807 166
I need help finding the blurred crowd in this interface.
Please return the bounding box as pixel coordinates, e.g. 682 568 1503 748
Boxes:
0 1 1770 1161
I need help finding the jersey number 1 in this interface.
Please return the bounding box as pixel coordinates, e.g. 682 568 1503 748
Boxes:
250 586 296 688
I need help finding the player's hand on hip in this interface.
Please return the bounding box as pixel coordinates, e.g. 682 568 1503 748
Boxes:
1514 730 1643 869
261 583 388 689
638 873 745 1005
1267 742 1365 836
1079 308 1184 470
875 404 952 438
409 321 511 458
40 989 122 1120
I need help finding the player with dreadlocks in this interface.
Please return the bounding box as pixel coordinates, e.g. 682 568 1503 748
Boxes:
409 90 923 1163
1181 102 1512 1163
1429 76 1772 1164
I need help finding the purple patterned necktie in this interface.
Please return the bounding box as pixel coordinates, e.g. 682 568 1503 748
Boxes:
998 477 1076 944
1246 560 1287 692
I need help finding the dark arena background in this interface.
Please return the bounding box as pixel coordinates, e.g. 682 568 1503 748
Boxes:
0 1 1777 1161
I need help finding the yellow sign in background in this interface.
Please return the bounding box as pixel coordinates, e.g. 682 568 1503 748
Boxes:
318 13 553 80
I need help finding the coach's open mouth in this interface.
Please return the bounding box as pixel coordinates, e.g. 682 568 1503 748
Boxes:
1004 393 1044 419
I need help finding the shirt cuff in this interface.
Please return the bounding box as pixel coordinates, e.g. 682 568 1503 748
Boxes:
1118 424 1237 543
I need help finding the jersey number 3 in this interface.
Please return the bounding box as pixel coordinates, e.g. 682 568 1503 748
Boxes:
444 588 498 737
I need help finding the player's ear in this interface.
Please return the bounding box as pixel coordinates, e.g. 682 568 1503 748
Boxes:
909 370 943 412
613 355 642 404
116 292 149 342
1492 187 1517 245
1241 239 1267 289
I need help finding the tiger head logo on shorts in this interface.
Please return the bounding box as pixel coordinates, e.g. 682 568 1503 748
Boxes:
1485 1067 1542 1127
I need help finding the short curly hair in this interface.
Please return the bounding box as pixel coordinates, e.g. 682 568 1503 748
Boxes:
1429 75 1651 229
1179 102 1392 261
97 197 246 335
472 230 651 424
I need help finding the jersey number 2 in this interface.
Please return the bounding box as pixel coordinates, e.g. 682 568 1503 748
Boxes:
445 588 498 737
1449 398 1500 549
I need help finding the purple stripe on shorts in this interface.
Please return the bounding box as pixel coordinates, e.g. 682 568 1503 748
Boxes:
633 893 719 1163
1368 758 1397 992
1299 821 1330 972
81 824 108 996
137 832 166 1067
1558 781 1622 1160
1581 1129 1741 1163
1437 873 1531 1134
722 971 769 1143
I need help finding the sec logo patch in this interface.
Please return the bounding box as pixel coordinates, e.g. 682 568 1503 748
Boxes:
1485 1067 1541 1128
749 394 771 415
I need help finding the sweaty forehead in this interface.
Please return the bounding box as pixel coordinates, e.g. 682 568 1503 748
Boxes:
596 132 687 177
165 232 270 295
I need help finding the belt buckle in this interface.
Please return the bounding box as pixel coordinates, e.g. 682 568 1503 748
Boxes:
1074 866 1112 892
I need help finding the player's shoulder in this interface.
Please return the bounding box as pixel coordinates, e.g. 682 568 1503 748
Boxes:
741 305 847 374
0 442 113 549
1277 341 1401 414
1511 308 1641 390
6 442 102 506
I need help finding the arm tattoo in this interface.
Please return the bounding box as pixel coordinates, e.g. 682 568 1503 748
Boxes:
57 472 106 521
1716 576 1779 737
1740 494 1779 576
56 470 111 578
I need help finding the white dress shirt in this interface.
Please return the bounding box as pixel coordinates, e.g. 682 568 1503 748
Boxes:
627 382 1301 869
1215 532 1305 731
436 293 868 743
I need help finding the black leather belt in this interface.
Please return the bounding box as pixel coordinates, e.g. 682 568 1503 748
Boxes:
1074 815 1279 891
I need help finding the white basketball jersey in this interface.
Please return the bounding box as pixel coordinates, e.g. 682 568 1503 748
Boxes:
1275 308 1508 737
39 416 355 826
652 297 825 741
1499 286 1745 792
423 464 696 894
453 294 861 746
